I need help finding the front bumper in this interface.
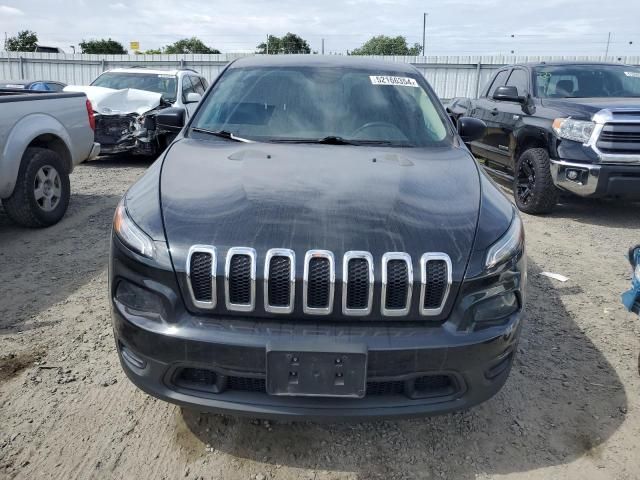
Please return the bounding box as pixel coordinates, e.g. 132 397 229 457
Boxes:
112 302 522 419
550 159 640 199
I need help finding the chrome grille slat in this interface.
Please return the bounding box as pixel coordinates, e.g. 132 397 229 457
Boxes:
381 252 413 316
264 248 295 314
342 251 374 316
303 250 335 315
225 247 256 312
186 245 217 309
419 253 452 316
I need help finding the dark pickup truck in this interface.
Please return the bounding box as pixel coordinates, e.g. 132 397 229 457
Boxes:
448 62 640 214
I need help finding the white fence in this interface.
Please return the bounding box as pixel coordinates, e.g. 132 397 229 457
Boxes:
2 52 639 99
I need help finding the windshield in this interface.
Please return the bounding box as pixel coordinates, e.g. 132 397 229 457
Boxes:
535 65 640 98
191 66 450 147
91 72 178 102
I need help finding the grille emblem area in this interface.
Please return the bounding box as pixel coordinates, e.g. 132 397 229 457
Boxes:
303 250 335 315
264 248 295 314
225 247 256 312
186 245 217 309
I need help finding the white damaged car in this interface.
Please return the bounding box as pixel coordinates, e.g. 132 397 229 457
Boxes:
65 67 208 156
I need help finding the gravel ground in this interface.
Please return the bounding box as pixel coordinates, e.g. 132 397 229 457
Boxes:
0 156 639 480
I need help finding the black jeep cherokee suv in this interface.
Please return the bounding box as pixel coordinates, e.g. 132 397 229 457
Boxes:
109 55 526 419
448 62 640 214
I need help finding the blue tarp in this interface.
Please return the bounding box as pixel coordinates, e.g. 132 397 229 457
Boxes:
622 245 640 315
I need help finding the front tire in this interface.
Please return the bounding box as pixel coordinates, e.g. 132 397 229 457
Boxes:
3 147 71 228
514 148 558 215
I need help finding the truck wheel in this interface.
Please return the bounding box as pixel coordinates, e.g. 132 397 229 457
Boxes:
514 148 558 215
3 147 70 228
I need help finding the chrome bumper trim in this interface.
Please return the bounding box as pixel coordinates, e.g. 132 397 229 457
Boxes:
549 159 601 195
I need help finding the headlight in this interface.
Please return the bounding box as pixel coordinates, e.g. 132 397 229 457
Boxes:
552 118 595 143
113 198 155 258
485 212 524 270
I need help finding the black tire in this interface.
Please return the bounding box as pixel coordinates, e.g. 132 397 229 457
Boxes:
3 147 70 228
513 148 558 215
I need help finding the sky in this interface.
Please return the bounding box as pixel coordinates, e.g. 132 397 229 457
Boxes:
1 0 639 57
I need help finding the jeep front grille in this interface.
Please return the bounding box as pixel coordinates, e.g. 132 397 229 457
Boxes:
186 247 452 318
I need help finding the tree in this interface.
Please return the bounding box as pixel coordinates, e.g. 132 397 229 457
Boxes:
350 35 422 56
137 48 162 55
164 38 220 54
79 38 127 54
5 30 38 52
256 33 310 54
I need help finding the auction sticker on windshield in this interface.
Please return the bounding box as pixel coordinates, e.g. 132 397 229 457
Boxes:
369 76 419 87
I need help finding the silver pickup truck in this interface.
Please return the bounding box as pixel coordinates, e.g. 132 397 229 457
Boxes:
0 90 100 227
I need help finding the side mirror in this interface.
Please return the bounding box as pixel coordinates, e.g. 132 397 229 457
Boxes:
156 107 185 132
629 245 640 267
185 92 202 104
493 85 525 103
457 117 486 142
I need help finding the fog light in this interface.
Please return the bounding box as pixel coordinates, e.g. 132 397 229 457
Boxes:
473 292 518 323
567 169 579 181
115 280 166 321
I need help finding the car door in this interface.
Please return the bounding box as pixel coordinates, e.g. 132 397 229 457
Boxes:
492 67 531 169
181 76 198 118
469 69 510 163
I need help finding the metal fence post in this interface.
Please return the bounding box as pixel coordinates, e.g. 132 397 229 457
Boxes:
474 61 482 98
100 59 106 72
19 56 24 79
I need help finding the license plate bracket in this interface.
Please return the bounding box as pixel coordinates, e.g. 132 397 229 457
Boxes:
266 343 367 398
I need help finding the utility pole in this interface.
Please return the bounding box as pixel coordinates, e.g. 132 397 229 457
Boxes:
422 13 428 56
604 32 611 58
4 32 7 50
321 38 325 55
266 34 269 54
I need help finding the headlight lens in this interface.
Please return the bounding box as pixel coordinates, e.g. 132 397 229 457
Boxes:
485 212 524 270
113 198 155 258
552 118 595 143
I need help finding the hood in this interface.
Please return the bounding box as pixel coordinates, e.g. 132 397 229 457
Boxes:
63 85 161 115
541 97 640 119
160 138 482 320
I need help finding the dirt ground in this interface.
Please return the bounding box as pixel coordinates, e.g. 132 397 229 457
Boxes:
1 155 639 480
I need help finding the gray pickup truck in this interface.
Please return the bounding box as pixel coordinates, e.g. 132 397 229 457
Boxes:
0 90 100 227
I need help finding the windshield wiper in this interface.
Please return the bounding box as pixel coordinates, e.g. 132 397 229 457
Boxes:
270 136 358 145
191 128 254 143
